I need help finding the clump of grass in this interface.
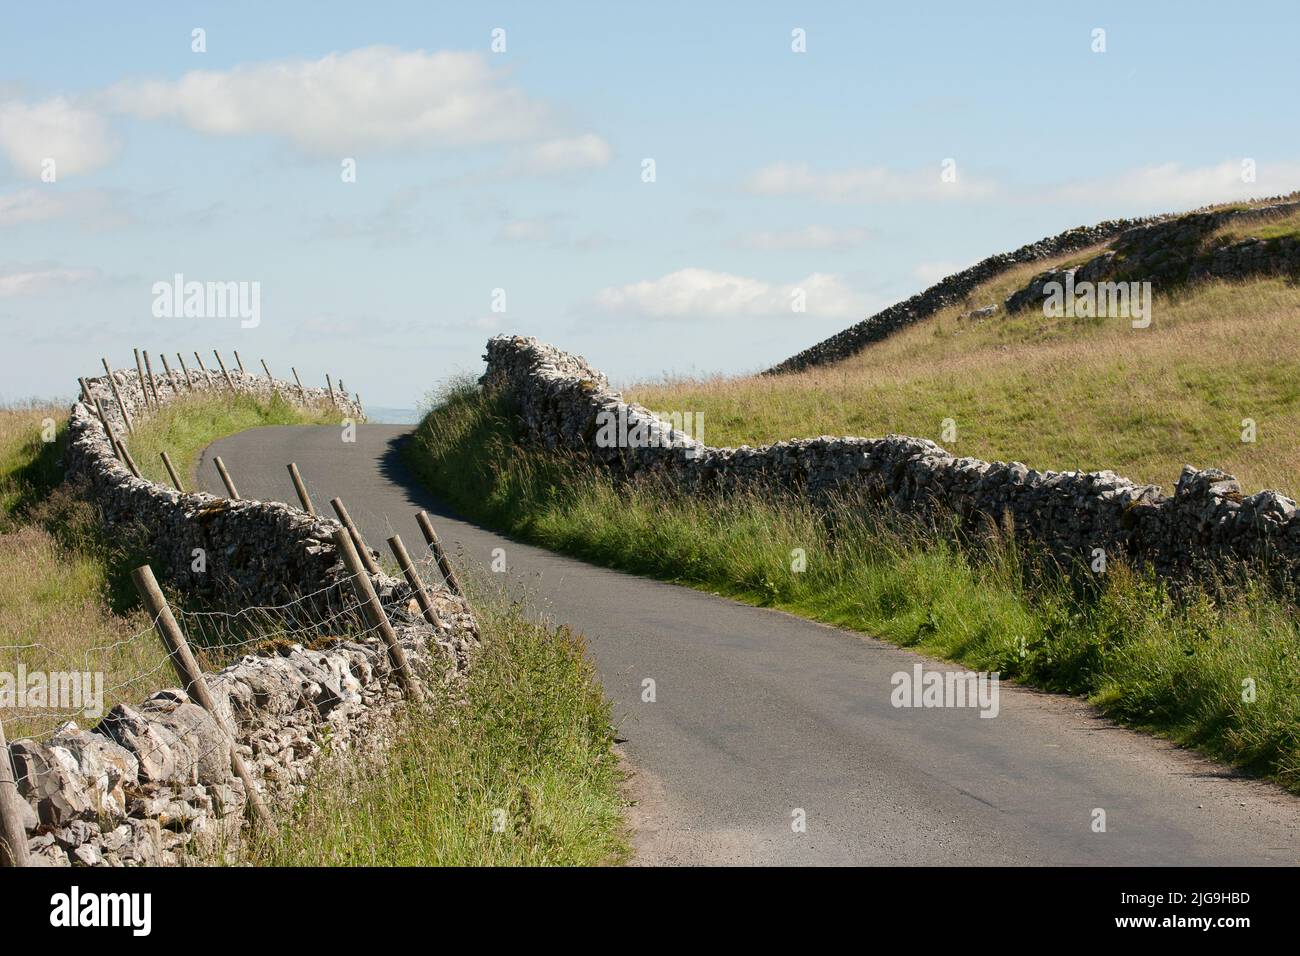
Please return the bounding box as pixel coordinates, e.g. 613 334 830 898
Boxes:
405 385 1300 791
243 595 629 866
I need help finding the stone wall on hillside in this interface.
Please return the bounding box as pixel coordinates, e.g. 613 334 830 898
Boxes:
483 335 1300 588
6 362 478 867
765 195 1300 375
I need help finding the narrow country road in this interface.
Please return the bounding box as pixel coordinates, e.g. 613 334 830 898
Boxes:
200 424 1300 866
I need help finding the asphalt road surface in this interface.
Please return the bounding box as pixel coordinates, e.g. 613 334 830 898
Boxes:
200 424 1300 866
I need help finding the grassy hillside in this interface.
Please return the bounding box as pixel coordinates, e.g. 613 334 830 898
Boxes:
628 268 1300 498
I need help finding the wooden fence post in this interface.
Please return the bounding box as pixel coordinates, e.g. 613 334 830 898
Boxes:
291 367 307 405
114 438 142 478
130 565 276 832
213 350 236 392
329 498 379 574
387 534 442 630
133 348 152 411
287 463 315 515
332 530 422 703
100 358 135 435
93 398 118 450
233 350 246 375
194 351 210 382
416 510 463 597
161 451 185 492
178 353 195 390
214 456 239 499
260 359 280 399
325 374 338 408
160 352 183 393
142 350 162 408
0 717 31 867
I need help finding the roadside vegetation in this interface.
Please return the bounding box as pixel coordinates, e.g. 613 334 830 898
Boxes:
0 392 340 739
243 594 629 866
627 275 1300 497
406 383 1300 792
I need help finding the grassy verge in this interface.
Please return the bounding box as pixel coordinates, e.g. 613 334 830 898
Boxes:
243 595 629 866
405 383 1300 792
128 391 341 486
0 392 341 739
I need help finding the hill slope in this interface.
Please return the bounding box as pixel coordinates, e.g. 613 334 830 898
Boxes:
628 198 1300 496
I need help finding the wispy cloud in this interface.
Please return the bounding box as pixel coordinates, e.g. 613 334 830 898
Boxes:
1043 160 1300 210
745 161 998 203
736 225 872 251
0 262 105 297
591 268 871 321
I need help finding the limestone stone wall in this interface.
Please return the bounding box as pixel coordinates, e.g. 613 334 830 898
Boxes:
483 335 1300 586
7 362 477 866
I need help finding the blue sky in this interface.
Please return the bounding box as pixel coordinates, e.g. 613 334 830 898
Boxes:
3 1 1300 406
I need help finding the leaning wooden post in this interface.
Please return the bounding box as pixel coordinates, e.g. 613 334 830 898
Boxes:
80 377 108 432
291 367 308 405
177 353 195 390
333 530 422 703
330 497 380 575
214 456 239 499
287 463 315 515
160 352 183 393
92 397 116 446
387 534 442 629
233 350 246 375
142 350 162 408
131 565 276 832
213 350 236 392
114 438 142 478
260 359 280 399
101 359 135 435
416 510 463 597
0 717 32 867
133 348 152 411
161 451 185 492
194 351 210 383
325 374 338 408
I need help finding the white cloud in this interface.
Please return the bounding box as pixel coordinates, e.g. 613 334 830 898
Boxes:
0 97 117 178
592 267 869 321
105 46 557 154
911 261 968 285
737 225 871 251
0 187 128 228
515 133 613 175
1045 160 1300 210
746 161 998 203
0 263 103 297
496 218 553 243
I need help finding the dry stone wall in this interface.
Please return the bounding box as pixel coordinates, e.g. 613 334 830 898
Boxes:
483 335 1300 587
8 362 478 866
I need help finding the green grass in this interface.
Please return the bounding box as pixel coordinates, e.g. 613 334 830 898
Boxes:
128 391 342 487
243 595 629 866
405 383 1300 792
627 276 1300 497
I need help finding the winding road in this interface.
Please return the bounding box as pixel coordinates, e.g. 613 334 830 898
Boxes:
199 424 1300 866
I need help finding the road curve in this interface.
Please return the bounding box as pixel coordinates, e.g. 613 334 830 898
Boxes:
199 424 1300 866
